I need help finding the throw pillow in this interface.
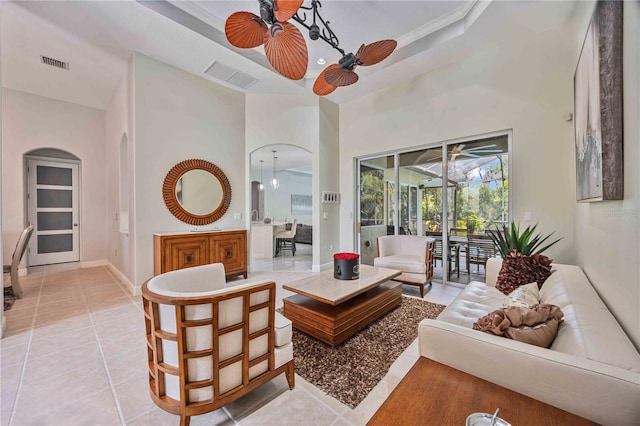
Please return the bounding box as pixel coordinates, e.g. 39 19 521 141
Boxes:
504 318 561 348
495 250 553 295
473 304 564 348
501 282 539 308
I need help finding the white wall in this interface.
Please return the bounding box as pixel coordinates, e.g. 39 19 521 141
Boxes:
1 18 5 336
572 2 640 349
338 23 576 265
133 53 245 287
245 94 341 269
245 95 321 265
105 55 134 289
262 170 312 225
1 89 108 264
318 98 340 265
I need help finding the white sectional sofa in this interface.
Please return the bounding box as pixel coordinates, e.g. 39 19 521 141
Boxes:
418 258 640 425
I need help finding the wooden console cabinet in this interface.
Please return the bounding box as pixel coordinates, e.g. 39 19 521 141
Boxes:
153 230 247 278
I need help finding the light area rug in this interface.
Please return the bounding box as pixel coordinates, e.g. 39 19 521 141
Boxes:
287 296 446 408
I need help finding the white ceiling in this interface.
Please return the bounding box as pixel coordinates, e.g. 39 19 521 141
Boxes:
1 1 577 110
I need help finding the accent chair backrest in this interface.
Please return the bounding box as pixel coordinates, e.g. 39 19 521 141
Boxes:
377 235 429 258
143 263 279 421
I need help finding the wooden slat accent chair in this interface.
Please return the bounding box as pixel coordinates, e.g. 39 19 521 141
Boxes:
373 235 435 298
466 234 499 277
142 263 295 426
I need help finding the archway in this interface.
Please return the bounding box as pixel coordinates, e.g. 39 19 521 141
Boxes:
249 144 313 271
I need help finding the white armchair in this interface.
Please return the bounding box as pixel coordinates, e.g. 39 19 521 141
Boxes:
142 263 294 426
373 235 435 298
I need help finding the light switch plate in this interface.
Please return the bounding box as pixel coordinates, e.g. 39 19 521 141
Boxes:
524 211 532 221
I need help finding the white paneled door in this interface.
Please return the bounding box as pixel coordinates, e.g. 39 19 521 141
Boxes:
27 159 80 265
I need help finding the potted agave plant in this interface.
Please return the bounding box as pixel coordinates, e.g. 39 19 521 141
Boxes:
487 222 562 294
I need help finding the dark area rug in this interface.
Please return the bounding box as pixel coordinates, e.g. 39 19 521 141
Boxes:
4 287 16 311
286 296 446 408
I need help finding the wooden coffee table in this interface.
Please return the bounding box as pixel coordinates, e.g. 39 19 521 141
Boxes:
368 357 597 425
282 265 401 346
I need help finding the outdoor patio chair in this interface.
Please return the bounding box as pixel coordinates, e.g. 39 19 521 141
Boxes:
426 232 459 278
467 234 498 277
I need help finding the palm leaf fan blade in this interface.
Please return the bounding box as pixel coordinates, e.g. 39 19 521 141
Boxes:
313 64 339 96
324 68 359 87
356 40 397 66
225 12 267 48
264 22 308 80
273 0 304 22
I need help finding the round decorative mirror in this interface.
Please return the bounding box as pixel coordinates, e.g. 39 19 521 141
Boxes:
162 159 232 225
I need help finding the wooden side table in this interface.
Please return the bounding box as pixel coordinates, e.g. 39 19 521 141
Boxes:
368 357 598 426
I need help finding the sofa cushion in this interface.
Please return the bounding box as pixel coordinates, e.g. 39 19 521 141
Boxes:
274 312 292 347
539 264 608 309
551 304 640 372
436 281 505 328
374 255 426 274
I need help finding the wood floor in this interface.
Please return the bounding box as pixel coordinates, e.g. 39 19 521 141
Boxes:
368 357 597 426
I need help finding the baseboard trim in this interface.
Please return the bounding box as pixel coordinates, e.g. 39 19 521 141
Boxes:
81 259 108 268
312 262 333 273
107 262 139 296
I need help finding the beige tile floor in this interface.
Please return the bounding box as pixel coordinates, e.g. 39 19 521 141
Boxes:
1 264 460 426
249 243 313 273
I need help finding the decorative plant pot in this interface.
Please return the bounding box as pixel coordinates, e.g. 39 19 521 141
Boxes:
333 253 360 280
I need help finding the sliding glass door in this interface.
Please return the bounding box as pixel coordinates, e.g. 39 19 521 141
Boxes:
356 132 510 286
357 154 395 266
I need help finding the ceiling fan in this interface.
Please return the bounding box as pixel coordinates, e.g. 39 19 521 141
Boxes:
449 144 503 159
224 0 397 95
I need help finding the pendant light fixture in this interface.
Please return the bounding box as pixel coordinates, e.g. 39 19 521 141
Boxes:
271 150 279 190
258 160 265 191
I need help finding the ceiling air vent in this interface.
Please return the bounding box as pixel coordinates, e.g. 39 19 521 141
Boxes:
41 55 69 70
204 61 258 90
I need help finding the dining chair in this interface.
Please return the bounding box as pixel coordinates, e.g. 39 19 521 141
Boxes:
275 219 298 256
3 225 35 299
